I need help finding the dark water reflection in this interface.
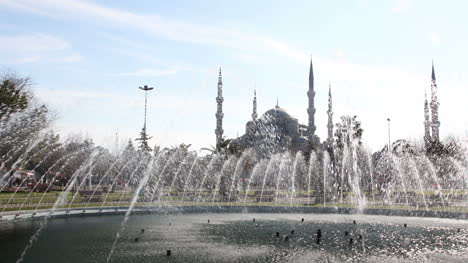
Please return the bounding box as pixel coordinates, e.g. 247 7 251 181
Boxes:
0 213 467 262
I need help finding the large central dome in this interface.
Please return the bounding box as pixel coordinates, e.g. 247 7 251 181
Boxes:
261 106 296 124
229 104 311 156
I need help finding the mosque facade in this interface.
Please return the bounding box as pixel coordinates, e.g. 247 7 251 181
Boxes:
214 58 331 156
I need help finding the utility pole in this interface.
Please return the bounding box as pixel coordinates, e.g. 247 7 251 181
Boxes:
136 85 154 152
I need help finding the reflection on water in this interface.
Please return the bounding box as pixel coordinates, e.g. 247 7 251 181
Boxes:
0 213 467 262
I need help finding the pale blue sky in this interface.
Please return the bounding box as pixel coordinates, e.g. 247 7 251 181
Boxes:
0 0 466 152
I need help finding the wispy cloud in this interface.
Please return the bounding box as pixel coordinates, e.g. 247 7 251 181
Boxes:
56 54 83 63
3 0 466 151
0 33 70 52
0 33 81 64
117 68 177 77
0 0 307 64
391 0 415 13
16 56 42 64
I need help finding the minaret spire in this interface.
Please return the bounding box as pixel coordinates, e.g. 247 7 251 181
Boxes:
215 67 224 151
307 56 316 141
251 89 258 121
430 61 440 143
424 89 432 148
327 81 333 149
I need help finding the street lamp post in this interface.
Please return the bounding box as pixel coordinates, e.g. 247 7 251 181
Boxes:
387 118 391 153
140 85 154 131
137 85 154 152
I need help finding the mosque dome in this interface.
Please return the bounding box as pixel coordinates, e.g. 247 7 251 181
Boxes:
261 106 297 124
254 105 300 138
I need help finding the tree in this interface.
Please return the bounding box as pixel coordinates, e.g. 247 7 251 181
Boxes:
201 136 232 155
122 139 136 158
335 116 363 150
333 115 365 202
22 131 62 174
0 73 52 175
135 127 152 152
153 145 160 156
178 143 192 152
0 74 30 120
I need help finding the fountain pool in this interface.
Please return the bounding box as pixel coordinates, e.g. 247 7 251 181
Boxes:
1 212 467 263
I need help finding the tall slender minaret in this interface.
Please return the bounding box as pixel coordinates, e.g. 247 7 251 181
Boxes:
423 89 432 148
307 57 316 140
430 61 440 143
327 82 333 148
251 89 258 121
215 67 224 150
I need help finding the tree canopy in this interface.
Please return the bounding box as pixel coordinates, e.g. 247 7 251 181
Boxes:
0 75 30 120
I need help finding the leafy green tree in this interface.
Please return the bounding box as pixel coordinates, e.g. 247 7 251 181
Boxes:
0 73 52 173
201 136 239 156
22 131 62 174
136 127 152 152
0 75 30 120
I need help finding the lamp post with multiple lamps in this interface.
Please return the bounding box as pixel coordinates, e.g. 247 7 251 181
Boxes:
136 85 154 152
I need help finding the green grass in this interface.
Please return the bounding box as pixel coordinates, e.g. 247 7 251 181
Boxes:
1 189 467 214
0 191 133 211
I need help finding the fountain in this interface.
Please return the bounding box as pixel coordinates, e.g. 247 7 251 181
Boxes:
1 71 467 263
0 132 466 262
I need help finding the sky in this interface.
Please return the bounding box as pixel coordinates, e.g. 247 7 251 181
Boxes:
0 0 467 153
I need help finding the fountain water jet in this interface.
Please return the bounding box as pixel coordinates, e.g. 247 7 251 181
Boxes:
15 150 100 263
106 157 156 262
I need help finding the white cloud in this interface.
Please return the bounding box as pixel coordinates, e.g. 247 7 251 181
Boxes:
36 55 468 152
117 68 177 77
54 121 215 154
0 0 308 64
55 54 83 63
0 33 81 64
16 56 42 63
429 32 441 46
391 0 415 13
0 33 70 52
3 0 466 152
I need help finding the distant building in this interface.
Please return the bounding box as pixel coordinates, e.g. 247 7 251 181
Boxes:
216 58 325 156
215 67 224 151
423 61 441 148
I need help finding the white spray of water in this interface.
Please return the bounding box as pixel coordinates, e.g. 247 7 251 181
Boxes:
106 157 155 263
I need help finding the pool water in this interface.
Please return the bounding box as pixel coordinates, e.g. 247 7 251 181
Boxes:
1 213 467 262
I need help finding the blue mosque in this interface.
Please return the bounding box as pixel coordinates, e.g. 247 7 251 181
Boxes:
213 59 441 156
214 58 333 156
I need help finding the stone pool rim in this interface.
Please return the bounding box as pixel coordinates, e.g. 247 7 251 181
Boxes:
1 205 467 222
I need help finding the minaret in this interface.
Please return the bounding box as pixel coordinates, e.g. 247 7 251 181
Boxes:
327 82 333 148
423 89 432 148
307 57 316 140
215 67 224 151
430 61 440 143
251 90 258 121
